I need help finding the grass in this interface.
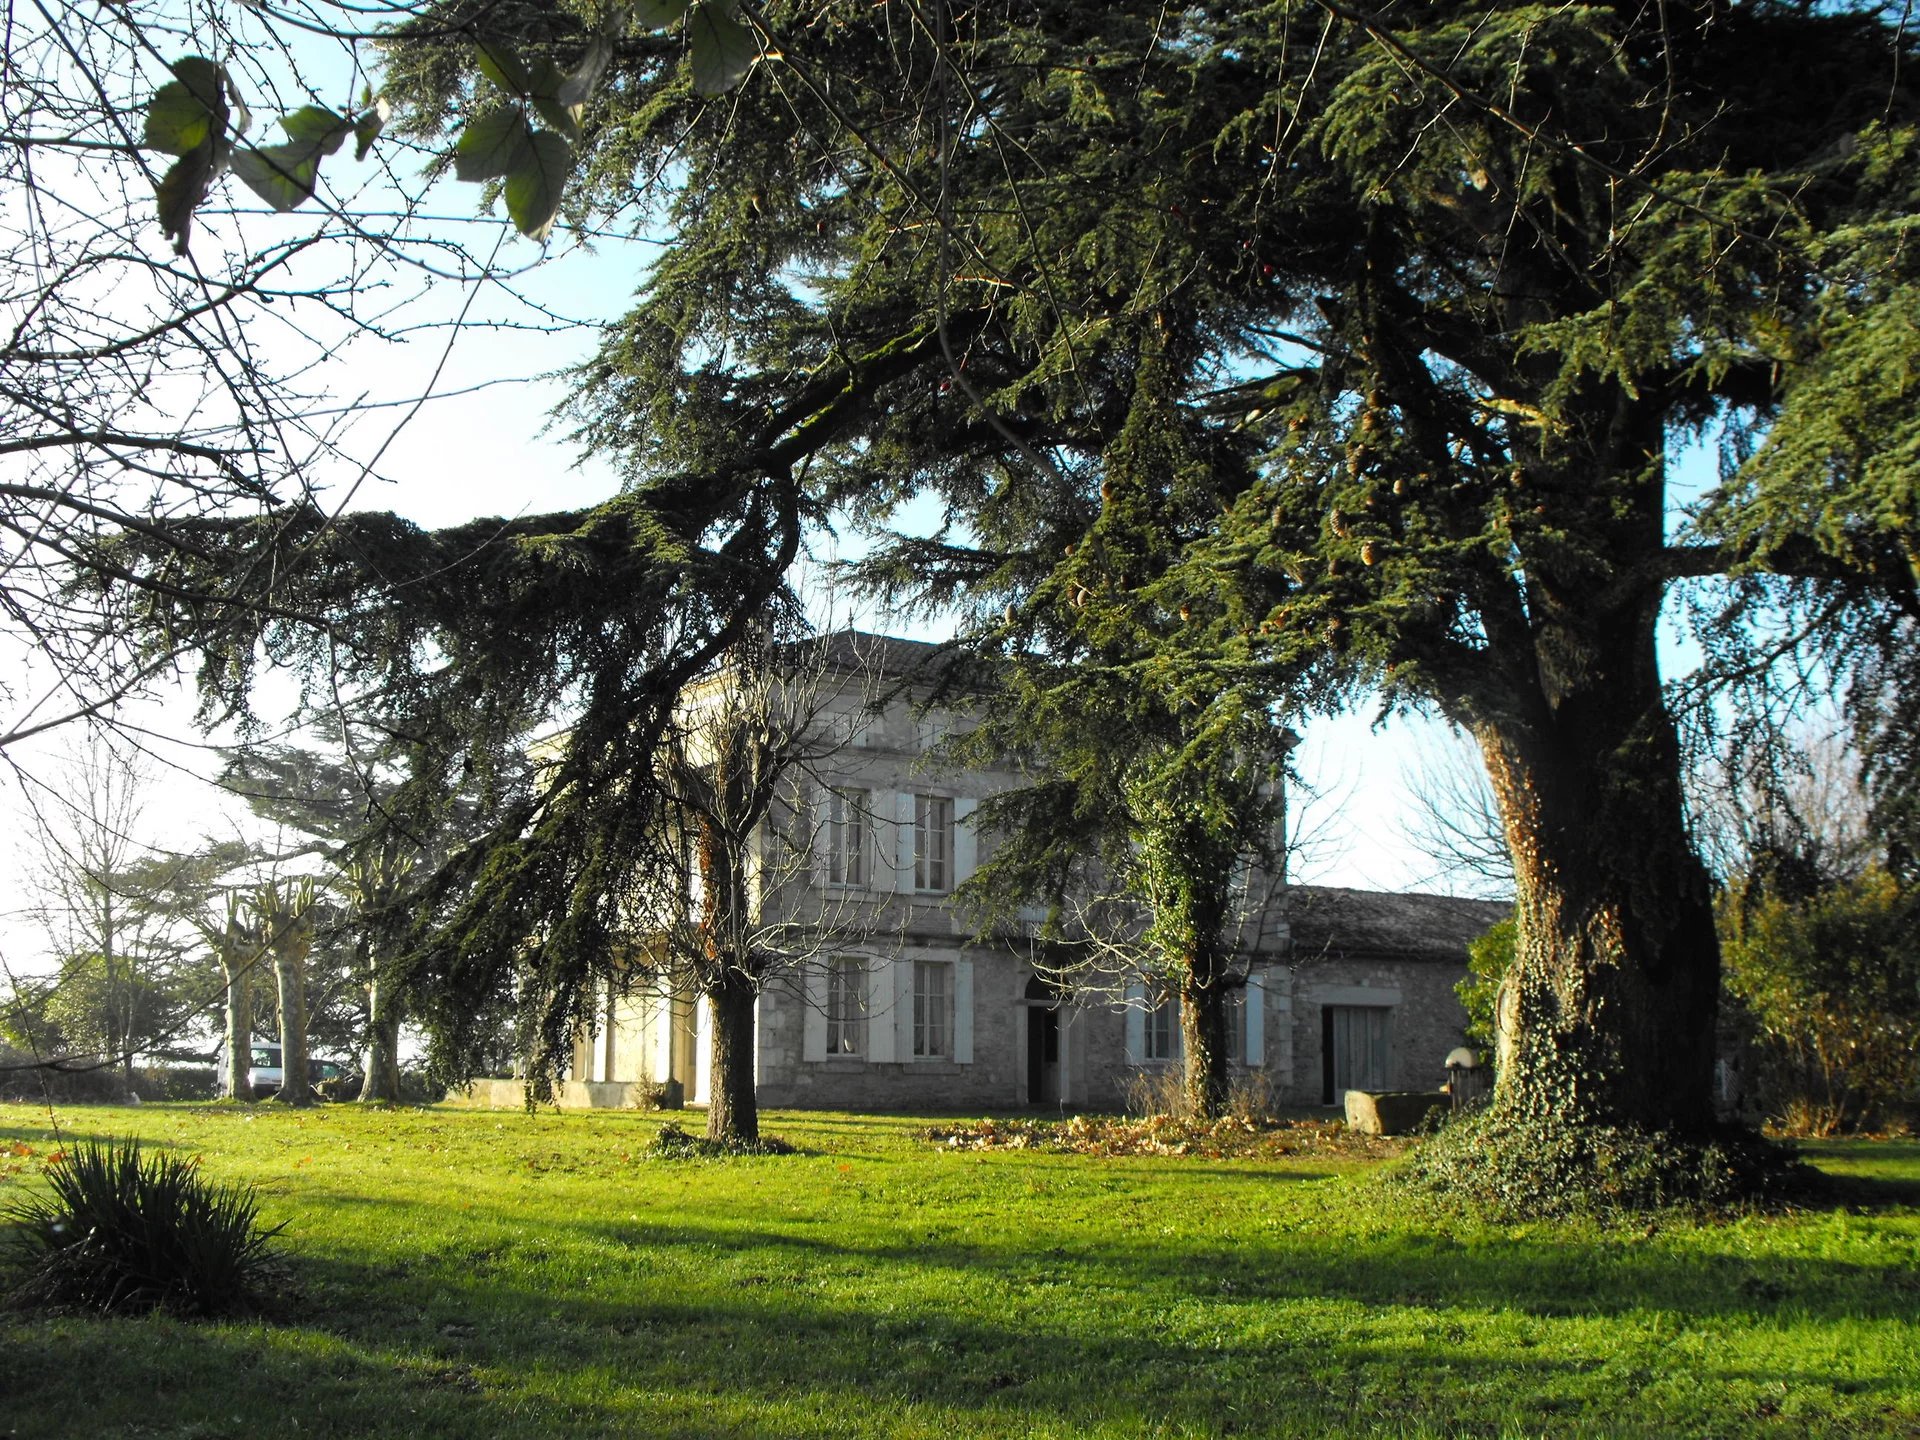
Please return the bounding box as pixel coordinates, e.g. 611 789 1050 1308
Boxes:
0 1103 1914 1438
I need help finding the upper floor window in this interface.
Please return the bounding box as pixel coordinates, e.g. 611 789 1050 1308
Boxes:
914 794 953 892
825 957 867 1056
826 788 868 887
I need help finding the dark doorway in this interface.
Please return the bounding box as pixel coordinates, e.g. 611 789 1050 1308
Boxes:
1321 1004 1391 1105
1024 976 1061 1105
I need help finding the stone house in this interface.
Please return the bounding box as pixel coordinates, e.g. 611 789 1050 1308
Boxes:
479 634 1507 1113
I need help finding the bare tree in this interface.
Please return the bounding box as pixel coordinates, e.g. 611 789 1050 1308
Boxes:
8 743 205 1090
959 715 1296 1120
604 630 891 1143
1401 729 1515 899
1688 721 1877 893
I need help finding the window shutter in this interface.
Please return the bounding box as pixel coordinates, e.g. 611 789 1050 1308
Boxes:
897 790 918 891
1244 970 1266 1068
866 957 897 1062
802 963 827 1062
807 784 829 889
952 959 974 1064
953 797 978 886
1123 981 1145 1064
867 790 896 893
894 958 917 1058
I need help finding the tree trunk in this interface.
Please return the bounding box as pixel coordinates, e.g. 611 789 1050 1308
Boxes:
271 910 314 1107
1177 973 1231 1120
359 972 404 1103
704 972 759 1144
219 922 254 1102
1476 604 1720 1133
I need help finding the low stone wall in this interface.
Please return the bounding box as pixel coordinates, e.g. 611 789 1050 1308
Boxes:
446 1078 681 1111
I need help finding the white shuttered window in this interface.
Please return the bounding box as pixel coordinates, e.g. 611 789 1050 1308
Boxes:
913 960 952 1057
914 795 953 892
827 788 868 886
825 957 867 1055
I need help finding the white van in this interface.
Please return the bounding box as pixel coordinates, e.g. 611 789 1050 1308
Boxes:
247 1044 351 1098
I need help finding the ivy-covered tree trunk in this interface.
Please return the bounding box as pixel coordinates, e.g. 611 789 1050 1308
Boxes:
1476 592 1719 1133
359 969 403 1104
1176 969 1232 1120
704 971 759 1144
1139 799 1244 1121
218 920 253 1102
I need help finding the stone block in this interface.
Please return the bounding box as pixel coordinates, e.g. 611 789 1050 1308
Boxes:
1344 1088 1447 1135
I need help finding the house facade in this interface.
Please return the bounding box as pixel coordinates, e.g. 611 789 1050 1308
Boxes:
473 635 1506 1114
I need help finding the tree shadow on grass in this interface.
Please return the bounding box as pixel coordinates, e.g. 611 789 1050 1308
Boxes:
1793 1141 1920 1210
565 1211 1920 1327
247 1239 1920 1439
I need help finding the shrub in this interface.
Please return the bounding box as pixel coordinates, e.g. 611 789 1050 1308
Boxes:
1719 867 1920 1134
3 1140 284 1316
1456 918 1514 1060
1393 1110 1812 1220
1123 1068 1275 1122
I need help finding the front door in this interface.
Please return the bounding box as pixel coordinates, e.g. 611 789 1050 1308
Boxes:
1026 1004 1059 1104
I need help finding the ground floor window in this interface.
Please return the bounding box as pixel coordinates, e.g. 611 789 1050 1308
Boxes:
1144 993 1178 1061
825 957 866 1056
1323 1004 1392 1103
913 960 952 1058
1142 987 1248 1064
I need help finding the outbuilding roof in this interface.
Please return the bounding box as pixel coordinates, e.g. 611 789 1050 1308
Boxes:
1286 885 1510 964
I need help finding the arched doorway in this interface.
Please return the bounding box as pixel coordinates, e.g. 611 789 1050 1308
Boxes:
1024 976 1062 1105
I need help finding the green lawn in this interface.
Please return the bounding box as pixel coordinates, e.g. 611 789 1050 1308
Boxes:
0 1103 1915 1438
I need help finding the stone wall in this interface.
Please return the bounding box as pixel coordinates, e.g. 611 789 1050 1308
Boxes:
448 1078 675 1110
1284 957 1471 1105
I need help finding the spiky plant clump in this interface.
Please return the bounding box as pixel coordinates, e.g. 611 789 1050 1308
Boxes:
3 1140 284 1316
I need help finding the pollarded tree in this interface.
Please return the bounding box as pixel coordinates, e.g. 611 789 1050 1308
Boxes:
250 877 318 1106
219 727 517 1102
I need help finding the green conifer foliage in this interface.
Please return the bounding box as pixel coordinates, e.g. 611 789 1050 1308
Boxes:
138 2 1916 1143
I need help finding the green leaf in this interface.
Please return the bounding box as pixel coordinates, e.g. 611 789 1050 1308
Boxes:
525 57 583 139
169 57 226 113
278 105 352 154
146 57 233 251
531 95 584 143
455 106 534 182
556 20 619 108
145 81 216 155
354 97 391 162
475 40 535 96
526 55 567 98
689 4 755 96
154 147 218 253
504 130 572 242
146 58 231 157
230 141 323 210
634 0 688 27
